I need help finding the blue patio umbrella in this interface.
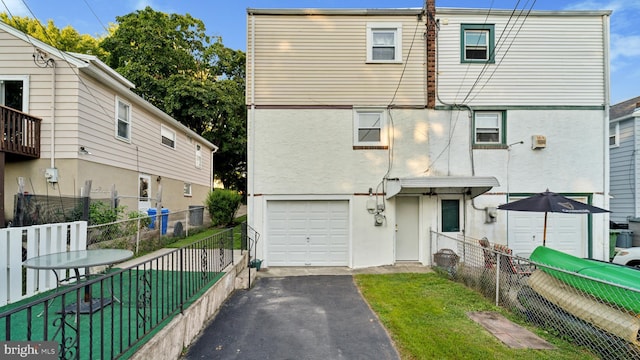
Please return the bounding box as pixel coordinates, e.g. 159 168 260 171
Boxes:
497 190 609 246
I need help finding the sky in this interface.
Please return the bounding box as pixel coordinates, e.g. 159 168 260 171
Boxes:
1 0 638 104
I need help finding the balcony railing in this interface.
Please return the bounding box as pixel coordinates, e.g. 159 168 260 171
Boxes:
0 104 41 159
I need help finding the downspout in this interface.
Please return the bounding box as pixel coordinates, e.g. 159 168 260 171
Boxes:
50 59 56 169
210 147 218 191
600 13 611 259
249 12 256 226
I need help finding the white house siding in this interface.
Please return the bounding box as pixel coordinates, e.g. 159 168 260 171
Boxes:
75 74 211 188
247 11 426 106
436 9 607 106
248 9 610 267
609 119 636 223
1 24 215 219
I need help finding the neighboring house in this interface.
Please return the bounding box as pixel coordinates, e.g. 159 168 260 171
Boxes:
0 20 217 227
609 96 640 224
246 2 611 268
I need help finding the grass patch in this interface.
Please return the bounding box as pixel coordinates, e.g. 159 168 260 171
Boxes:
167 215 247 249
354 273 597 360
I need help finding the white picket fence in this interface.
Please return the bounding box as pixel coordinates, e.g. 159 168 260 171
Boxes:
0 221 87 306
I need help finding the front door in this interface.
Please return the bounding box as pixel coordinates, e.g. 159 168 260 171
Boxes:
138 174 151 212
396 196 419 261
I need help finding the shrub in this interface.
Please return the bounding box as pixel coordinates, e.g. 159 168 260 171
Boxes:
205 189 242 227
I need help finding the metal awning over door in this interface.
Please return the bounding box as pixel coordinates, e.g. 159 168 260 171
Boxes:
386 176 499 199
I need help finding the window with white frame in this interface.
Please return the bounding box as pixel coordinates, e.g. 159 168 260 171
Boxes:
610 123 619 147
366 23 402 63
354 108 386 147
461 24 495 63
0 75 29 112
161 125 176 148
116 98 131 141
195 144 202 168
474 111 505 145
183 182 192 196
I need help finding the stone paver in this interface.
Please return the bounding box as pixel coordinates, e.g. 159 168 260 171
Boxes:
467 311 555 349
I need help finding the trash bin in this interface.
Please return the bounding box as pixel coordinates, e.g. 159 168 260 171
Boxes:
249 259 263 271
147 208 157 229
433 249 459 268
189 205 204 226
629 218 640 246
161 208 169 235
616 230 633 248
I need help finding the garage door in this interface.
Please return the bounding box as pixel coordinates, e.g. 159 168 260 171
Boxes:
267 200 349 266
507 197 587 257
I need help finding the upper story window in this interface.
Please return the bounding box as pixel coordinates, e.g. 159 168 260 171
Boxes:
353 108 387 149
161 125 176 149
0 76 29 112
461 24 495 63
610 123 619 147
366 23 402 63
474 111 505 146
116 98 131 142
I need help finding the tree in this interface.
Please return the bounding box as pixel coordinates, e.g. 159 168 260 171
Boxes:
0 14 107 58
101 7 247 193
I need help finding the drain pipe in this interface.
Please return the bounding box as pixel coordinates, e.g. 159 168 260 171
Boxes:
50 59 56 170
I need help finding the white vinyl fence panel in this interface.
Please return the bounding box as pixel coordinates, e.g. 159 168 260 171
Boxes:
0 221 87 306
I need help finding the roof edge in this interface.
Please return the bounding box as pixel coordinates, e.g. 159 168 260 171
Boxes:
246 7 611 17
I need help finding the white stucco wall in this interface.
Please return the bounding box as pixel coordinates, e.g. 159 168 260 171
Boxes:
249 106 608 267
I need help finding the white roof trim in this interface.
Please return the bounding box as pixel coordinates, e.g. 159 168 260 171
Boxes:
386 176 499 199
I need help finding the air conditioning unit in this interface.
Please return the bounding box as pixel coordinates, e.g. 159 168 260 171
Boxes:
531 135 546 150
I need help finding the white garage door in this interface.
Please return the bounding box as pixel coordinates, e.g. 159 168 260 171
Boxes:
507 197 587 258
267 200 349 266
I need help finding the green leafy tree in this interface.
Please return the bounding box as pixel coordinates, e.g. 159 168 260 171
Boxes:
0 14 107 58
101 7 247 193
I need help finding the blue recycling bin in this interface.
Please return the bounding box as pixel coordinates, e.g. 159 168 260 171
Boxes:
147 208 170 235
147 208 157 229
161 208 169 235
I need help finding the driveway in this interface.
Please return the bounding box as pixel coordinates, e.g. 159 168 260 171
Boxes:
183 275 400 360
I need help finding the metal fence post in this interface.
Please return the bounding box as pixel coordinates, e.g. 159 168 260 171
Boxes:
495 254 500 306
179 247 185 314
185 210 189 238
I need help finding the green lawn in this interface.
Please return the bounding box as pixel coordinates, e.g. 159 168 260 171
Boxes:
166 215 246 249
354 273 598 360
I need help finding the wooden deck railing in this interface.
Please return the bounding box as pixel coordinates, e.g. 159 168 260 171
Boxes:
0 104 41 158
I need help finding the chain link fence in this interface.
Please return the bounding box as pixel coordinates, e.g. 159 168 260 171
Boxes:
88 207 211 254
431 231 640 360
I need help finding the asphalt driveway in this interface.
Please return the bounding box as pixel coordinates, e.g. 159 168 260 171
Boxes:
183 275 400 360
